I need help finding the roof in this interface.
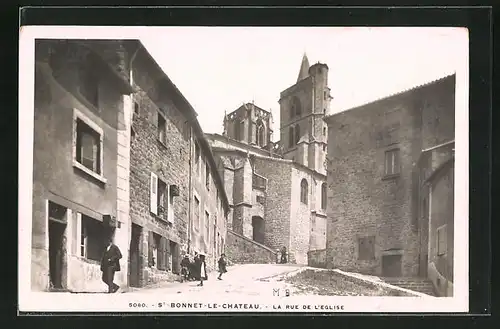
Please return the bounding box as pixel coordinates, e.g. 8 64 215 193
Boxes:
135 43 230 214
324 73 456 122
297 53 310 82
227 102 270 117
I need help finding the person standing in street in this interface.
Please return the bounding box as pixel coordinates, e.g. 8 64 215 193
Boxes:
197 253 208 287
180 254 190 283
100 237 122 293
217 254 227 280
280 246 287 264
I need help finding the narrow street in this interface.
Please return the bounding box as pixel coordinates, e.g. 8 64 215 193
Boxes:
129 264 304 297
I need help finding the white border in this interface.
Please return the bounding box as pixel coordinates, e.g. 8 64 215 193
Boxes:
19 26 469 313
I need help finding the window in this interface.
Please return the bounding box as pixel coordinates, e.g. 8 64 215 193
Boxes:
384 148 400 176
295 124 301 144
323 91 328 100
194 196 200 231
130 127 136 146
205 211 210 243
134 102 139 115
358 236 375 260
437 225 447 256
323 127 327 136
73 109 104 181
288 126 294 148
80 214 108 262
323 144 327 152
205 162 210 190
150 173 173 223
291 96 302 117
256 122 265 147
256 195 265 205
321 183 327 210
300 179 308 204
158 112 166 144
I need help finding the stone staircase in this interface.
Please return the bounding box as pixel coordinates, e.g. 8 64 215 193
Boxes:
381 277 437 296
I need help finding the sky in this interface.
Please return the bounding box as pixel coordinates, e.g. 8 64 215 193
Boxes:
140 27 468 141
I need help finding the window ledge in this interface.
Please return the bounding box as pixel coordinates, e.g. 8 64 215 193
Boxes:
382 173 400 181
73 160 107 185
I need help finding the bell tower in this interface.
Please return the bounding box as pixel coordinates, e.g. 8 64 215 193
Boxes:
278 54 331 174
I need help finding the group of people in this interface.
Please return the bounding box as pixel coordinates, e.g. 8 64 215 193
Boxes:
99 238 229 293
180 252 227 286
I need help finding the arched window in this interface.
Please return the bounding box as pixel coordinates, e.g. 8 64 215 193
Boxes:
256 121 265 147
291 96 302 118
321 183 327 210
234 121 240 141
300 179 308 204
295 124 301 144
288 126 294 148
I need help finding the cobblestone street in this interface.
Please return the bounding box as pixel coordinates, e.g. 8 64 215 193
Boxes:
128 264 305 297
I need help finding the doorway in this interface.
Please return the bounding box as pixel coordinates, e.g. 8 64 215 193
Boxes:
382 254 403 277
129 223 142 287
252 216 265 244
48 220 67 289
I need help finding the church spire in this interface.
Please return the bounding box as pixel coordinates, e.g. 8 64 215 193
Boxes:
297 52 310 82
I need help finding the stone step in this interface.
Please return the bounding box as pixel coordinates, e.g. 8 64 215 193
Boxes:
381 277 436 296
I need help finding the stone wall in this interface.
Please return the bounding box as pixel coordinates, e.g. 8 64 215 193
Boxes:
226 230 277 264
307 249 327 268
324 75 456 278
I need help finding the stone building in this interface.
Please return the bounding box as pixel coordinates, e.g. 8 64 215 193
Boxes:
206 54 330 264
324 74 455 296
32 39 136 292
128 44 230 287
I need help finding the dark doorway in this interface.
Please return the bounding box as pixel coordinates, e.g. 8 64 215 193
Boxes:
170 241 180 274
382 254 403 277
48 220 66 289
129 223 142 287
252 216 265 244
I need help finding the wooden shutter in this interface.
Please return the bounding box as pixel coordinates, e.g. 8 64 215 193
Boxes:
148 231 154 267
158 237 166 270
150 172 158 215
71 212 78 255
165 240 171 271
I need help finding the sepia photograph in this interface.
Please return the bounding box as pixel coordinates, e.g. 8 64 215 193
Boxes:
19 26 469 313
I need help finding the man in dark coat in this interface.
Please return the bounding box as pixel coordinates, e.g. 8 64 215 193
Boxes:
100 238 122 293
217 254 227 280
196 253 208 287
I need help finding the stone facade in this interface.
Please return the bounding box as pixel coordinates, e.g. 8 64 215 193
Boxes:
307 249 327 268
225 230 277 264
205 55 330 265
32 40 136 292
128 46 229 287
324 74 455 286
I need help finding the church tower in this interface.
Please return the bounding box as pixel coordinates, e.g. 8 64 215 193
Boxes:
222 102 273 150
278 53 331 174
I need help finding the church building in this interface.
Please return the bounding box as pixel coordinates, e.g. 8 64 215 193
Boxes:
205 54 330 264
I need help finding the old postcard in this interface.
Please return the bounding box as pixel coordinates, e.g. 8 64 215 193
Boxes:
19 26 469 313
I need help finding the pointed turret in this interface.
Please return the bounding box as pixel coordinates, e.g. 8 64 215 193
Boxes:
296 53 310 82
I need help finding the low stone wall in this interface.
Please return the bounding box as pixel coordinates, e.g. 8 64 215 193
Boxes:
307 249 327 268
428 262 454 297
226 230 277 264
144 267 181 286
